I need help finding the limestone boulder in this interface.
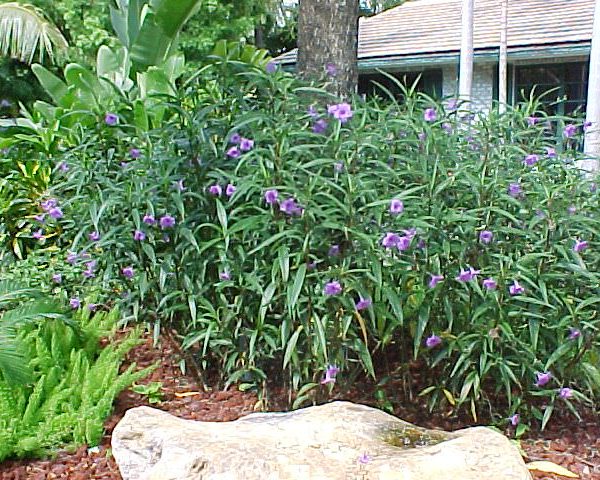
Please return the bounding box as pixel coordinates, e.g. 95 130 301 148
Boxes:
112 401 532 480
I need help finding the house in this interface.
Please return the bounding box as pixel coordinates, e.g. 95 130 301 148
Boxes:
277 0 596 114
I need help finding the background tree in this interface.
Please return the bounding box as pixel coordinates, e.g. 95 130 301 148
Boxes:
297 0 360 96
583 0 600 173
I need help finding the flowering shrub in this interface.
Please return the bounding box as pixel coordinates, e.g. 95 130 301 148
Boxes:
2 62 599 428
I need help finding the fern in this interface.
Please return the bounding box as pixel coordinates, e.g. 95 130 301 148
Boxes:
0 308 155 461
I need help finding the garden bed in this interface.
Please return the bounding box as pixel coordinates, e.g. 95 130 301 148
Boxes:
0 331 597 480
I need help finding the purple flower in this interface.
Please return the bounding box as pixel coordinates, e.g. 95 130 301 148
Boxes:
425 334 442 348
381 232 401 249
88 231 100 242
424 107 437 122
69 298 81 309
59 161 69 172
403 228 417 240
559 387 573 399
527 116 538 127
327 103 353 123
428 274 444 288
280 198 303 216
328 244 340 257
104 113 118 126
264 189 278 205
32 229 44 240
355 298 372 311
66 252 78 264
396 236 411 251
229 133 241 144
225 184 236 197
389 199 404 215
456 267 480 282
568 327 581 340
584 120 592 131
219 271 231 281
573 239 588 253
41 198 57 212
325 62 337 77
321 365 339 385
563 124 577 138
334 162 344 172
209 184 222 196
133 230 146 241
358 453 371 465
239 138 254 151
265 61 278 74
122 266 134 279
83 268 96 279
52 273 62 284
482 278 497 290
523 154 539 166
509 414 520 426
446 98 458 111
34 214 45 223
307 105 318 118
159 215 176 229
174 179 186 192
508 183 522 198
535 371 552 387
509 280 525 295
87 303 97 312
479 230 493 244
143 214 156 225
227 146 241 158
567 205 577 215
324 281 342 296
418 131 427 142
48 207 63 219
129 148 141 159
545 146 557 158
312 119 328 134
442 122 453 134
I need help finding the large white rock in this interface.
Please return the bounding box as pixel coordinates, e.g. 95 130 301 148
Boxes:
112 401 532 480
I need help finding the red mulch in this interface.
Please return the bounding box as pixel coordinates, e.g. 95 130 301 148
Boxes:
0 332 598 480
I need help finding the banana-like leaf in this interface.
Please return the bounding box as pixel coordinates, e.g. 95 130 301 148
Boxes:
0 2 68 64
129 0 201 69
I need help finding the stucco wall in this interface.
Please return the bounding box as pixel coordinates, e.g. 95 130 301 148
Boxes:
442 63 495 113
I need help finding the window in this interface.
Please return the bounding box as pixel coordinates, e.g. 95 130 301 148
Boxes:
512 62 588 116
358 69 443 100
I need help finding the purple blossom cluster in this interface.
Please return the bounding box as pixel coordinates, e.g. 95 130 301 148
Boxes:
227 134 254 158
264 189 303 216
209 183 236 198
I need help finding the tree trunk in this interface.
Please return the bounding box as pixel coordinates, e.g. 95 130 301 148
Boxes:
297 0 360 97
458 0 474 105
582 0 600 174
498 0 508 113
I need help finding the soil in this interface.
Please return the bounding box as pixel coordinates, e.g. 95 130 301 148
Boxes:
0 332 598 480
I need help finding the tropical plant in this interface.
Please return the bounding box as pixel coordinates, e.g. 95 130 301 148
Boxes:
0 307 153 460
0 2 68 64
0 280 65 384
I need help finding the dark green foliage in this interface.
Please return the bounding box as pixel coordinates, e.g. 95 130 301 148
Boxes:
0 307 152 461
2 55 599 429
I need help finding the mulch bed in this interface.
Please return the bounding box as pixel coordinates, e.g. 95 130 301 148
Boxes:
1 332 598 480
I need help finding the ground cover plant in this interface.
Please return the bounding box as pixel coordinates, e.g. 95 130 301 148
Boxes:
0 55 598 443
0 301 152 461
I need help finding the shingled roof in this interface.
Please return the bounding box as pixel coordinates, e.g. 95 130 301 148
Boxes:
277 0 595 67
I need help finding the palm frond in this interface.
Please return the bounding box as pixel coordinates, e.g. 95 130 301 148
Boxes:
0 327 32 384
0 2 68 64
